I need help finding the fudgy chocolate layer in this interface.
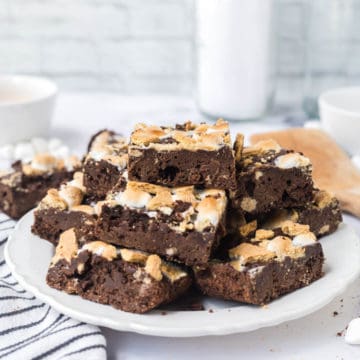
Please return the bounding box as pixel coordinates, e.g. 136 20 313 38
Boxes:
96 204 227 266
83 159 126 200
47 251 192 314
128 147 236 189
231 166 313 215
0 170 73 219
32 207 96 245
296 203 342 237
194 243 324 305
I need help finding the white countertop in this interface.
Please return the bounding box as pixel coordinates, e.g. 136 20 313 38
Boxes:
52 93 360 360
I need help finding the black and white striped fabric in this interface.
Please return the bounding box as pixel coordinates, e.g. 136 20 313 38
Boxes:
0 214 106 360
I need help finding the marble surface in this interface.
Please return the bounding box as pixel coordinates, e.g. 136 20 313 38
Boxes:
51 93 360 359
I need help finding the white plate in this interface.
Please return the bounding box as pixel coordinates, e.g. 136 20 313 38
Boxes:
5 211 360 337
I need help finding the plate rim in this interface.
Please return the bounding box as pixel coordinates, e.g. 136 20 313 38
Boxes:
5 211 360 337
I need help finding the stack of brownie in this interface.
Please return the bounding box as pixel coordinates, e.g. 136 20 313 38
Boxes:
30 121 342 314
0 153 81 219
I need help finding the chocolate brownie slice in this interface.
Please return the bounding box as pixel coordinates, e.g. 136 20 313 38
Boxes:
128 119 236 189
261 190 342 237
194 223 324 305
227 190 342 244
32 172 97 245
47 228 192 313
95 181 227 265
83 130 128 200
0 153 80 219
230 139 313 214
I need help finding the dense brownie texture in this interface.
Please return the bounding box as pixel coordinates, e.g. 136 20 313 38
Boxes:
230 139 314 215
194 223 324 305
83 130 128 200
32 172 97 245
261 190 342 238
128 120 236 189
47 229 192 313
226 190 342 247
95 181 228 266
0 154 80 219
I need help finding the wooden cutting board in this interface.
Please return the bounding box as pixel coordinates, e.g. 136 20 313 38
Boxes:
250 128 360 218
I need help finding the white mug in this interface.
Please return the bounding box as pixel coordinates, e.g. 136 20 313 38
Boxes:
319 87 360 155
0 75 58 146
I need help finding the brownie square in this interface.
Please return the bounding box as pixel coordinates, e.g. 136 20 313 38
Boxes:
32 172 97 245
230 139 314 215
194 223 324 305
128 119 236 189
95 181 228 266
261 190 342 238
83 130 128 200
47 228 192 313
0 154 80 219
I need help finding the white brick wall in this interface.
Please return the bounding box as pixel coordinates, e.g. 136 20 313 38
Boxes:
0 0 194 94
0 0 359 106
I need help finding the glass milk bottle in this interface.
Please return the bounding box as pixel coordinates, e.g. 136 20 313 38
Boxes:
196 0 274 121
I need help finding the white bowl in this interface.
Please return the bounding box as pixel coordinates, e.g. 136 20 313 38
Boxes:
319 86 360 154
0 75 57 146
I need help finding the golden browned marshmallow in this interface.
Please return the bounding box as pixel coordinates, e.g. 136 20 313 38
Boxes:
119 248 149 264
314 190 333 208
103 154 128 170
71 205 95 215
229 243 276 264
291 231 317 247
144 254 163 281
58 185 84 208
90 131 113 152
254 229 275 241
263 236 305 259
161 263 188 283
39 189 68 210
82 241 117 261
64 155 81 171
23 153 58 175
87 131 128 164
243 139 281 156
172 186 197 204
239 220 257 237
194 194 226 231
146 190 173 210
115 187 152 208
69 172 86 192
131 124 166 146
131 119 231 151
127 181 164 195
274 153 311 169
281 221 310 236
51 228 79 265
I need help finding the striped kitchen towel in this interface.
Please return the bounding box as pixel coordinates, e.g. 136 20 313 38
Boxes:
0 214 106 360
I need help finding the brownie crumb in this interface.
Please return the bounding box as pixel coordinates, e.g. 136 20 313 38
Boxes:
161 311 167 316
208 309 214 313
333 311 339 317
337 325 348 337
